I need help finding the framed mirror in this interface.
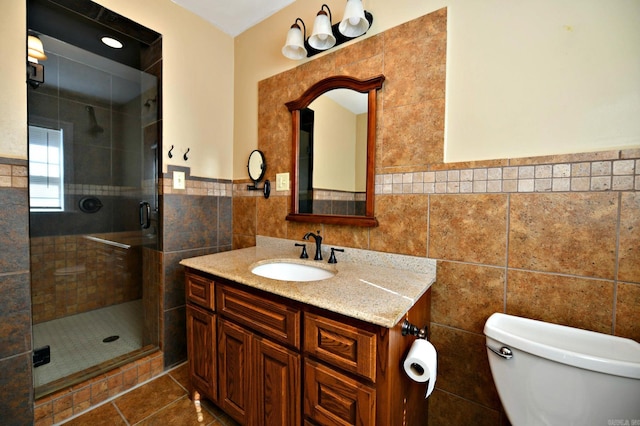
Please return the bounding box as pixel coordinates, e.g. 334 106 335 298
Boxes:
285 75 385 227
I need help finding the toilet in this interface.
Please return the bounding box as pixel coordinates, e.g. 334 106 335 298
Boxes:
484 313 640 425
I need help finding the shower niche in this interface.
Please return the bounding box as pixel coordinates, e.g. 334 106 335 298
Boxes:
27 0 162 398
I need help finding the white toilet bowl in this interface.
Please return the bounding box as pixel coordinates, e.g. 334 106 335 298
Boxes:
484 313 640 426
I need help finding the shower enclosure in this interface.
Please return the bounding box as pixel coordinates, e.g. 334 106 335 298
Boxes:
27 28 160 398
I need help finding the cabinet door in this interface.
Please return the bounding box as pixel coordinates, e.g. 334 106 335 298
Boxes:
186 305 217 402
304 359 376 426
218 318 252 424
254 336 301 426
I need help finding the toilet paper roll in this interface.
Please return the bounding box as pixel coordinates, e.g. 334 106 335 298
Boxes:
403 338 437 398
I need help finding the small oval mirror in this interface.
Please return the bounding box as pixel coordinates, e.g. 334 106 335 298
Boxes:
247 149 266 182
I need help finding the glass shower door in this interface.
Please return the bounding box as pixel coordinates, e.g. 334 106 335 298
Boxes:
28 34 160 396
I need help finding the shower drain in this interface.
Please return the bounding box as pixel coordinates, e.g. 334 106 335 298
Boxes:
102 335 120 343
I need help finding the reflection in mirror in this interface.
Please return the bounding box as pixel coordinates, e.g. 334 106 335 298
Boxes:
286 75 385 227
247 149 266 182
299 89 368 215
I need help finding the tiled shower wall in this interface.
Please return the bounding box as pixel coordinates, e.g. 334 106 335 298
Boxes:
232 8 640 424
30 235 142 324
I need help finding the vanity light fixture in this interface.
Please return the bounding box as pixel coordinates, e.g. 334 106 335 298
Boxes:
339 0 370 37
308 4 336 51
282 18 307 60
101 35 124 49
282 0 373 60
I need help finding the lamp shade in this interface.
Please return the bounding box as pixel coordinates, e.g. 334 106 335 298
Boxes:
309 10 336 50
282 23 307 60
339 0 369 38
28 35 47 63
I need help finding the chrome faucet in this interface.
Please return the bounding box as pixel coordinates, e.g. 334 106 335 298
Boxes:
303 230 323 261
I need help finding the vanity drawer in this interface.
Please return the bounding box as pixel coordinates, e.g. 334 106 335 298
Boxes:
304 358 376 426
304 312 377 382
216 283 301 349
186 272 215 311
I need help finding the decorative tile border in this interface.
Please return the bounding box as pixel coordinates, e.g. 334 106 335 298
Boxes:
312 189 365 201
5 154 639 196
65 184 140 196
0 164 28 188
162 177 232 196
376 159 640 195
162 166 232 196
233 182 291 197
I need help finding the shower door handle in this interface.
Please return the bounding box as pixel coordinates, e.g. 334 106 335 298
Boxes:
139 201 151 229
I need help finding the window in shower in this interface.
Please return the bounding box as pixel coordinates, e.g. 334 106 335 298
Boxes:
28 125 64 211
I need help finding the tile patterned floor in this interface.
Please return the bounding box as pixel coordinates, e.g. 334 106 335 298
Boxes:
33 300 143 387
60 363 239 426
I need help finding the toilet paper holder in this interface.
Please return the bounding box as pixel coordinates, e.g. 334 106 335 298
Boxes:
401 319 428 340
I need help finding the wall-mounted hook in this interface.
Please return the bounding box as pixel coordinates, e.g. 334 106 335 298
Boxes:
183 148 190 161
168 145 174 158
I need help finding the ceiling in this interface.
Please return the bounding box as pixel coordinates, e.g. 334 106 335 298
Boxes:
170 0 296 37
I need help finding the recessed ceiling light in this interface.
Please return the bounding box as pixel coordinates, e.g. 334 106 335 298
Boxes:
101 36 123 49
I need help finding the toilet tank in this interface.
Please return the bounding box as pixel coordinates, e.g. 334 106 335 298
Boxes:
484 313 640 425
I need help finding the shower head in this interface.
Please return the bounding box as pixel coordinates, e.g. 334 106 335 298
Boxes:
86 106 104 135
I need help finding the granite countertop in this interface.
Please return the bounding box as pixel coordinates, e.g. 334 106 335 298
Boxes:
180 237 436 328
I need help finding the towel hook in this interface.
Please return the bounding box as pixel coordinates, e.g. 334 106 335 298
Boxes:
168 145 174 158
183 148 190 161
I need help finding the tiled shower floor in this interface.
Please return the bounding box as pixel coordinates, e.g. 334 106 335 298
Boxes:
32 300 143 387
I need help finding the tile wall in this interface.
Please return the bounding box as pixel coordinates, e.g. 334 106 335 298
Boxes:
30 234 142 324
232 8 640 424
160 167 233 367
34 351 163 425
0 160 34 423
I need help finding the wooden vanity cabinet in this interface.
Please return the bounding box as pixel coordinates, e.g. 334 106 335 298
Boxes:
185 272 217 403
216 281 302 426
185 268 431 426
302 291 430 426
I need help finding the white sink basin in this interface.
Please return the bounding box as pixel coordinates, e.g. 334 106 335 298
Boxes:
251 261 335 282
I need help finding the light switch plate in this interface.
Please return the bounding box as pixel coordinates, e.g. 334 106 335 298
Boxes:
173 171 186 189
276 173 289 191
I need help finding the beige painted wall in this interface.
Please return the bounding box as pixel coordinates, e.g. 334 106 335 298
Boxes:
0 1 27 160
94 0 235 180
234 0 640 178
3 0 234 180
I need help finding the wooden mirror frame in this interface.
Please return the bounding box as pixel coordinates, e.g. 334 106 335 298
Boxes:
285 75 385 227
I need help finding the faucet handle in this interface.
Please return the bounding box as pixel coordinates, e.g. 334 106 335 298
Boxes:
328 248 344 264
295 243 308 259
